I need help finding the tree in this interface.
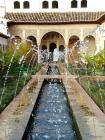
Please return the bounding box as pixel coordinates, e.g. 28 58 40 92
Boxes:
80 50 105 75
94 50 105 74
0 41 37 81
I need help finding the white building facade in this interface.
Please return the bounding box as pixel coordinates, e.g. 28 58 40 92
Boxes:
2 0 105 13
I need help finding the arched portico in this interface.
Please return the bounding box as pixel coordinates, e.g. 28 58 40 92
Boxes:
27 36 37 45
11 35 22 44
83 35 96 55
40 31 65 63
68 35 80 63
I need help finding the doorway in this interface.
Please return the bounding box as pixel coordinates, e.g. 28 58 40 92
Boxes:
49 43 56 52
49 43 57 61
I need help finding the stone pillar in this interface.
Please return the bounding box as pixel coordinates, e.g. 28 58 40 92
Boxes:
37 29 41 63
65 29 69 64
95 31 102 53
80 28 84 41
47 42 49 59
22 30 26 40
56 39 59 49
65 43 68 64
37 42 40 63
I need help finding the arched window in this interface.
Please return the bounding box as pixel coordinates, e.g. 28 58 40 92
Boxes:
14 1 20 9
23 1 30 9
71 0 78 8
52 1 58 8
81 0 87 8
42 1 49 9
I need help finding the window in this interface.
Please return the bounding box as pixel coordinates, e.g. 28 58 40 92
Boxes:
23 1 30 9
81 0 87 8
71 0 78 8
42 1 49 8
14 1 20 9
52 1 58 8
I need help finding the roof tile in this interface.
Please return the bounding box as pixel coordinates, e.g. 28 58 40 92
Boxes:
5 12 105 24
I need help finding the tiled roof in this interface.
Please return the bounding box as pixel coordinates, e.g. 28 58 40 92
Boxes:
5 12 105 24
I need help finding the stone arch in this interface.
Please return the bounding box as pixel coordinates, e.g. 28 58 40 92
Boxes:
15 35 21 42
11 35 22 44
83 35 96 55
40 30 65 44
40 31 65 49
27 36 37 45
40 31 65 62
41 45 47 51
68 35 80 63
68 35 80 49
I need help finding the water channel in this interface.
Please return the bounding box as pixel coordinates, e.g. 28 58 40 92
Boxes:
22 65 79 140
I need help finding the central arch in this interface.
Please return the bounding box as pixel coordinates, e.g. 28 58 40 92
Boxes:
40 31 65 62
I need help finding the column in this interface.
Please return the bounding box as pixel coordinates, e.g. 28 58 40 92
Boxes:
22 30 26 40
80 28 83 41
95 30 102 53
37 29 41 63
37 42 40 63
47 42 49 59
65 43 68 64
65 29 69 64
56 39 59 49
